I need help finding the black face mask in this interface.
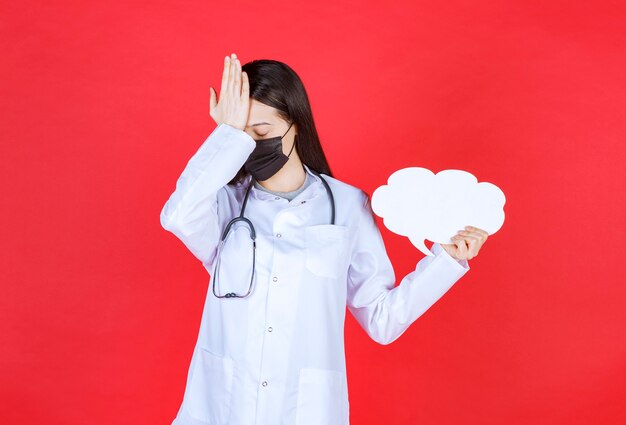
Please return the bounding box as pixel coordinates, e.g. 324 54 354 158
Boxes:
244 121 295 181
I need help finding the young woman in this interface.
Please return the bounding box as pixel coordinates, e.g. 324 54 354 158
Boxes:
160 53 488 425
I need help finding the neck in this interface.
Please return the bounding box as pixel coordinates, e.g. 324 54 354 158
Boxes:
257 156 307 192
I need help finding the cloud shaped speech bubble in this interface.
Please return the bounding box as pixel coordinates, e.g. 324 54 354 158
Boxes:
371 167 505 257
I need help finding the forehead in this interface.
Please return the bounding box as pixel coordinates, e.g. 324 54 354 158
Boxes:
249 99 283 123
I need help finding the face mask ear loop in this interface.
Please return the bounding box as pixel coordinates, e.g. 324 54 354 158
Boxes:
283 121 296 158
281 121 294 138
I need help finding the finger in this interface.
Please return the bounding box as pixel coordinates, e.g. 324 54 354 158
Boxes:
459 230 481 239
220 55 230 101
465 226 489 238
460 229 486 258
452 235 468 259
227 53 237 94
209 87 217 112
459 229 486 243
234 58 242 95
460 233 480 243
465 236 480 259
241 71 250 100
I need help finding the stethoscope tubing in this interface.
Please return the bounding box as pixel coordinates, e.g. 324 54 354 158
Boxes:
212 167 335 299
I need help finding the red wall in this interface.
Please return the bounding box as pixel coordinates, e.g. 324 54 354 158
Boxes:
1 1 625 424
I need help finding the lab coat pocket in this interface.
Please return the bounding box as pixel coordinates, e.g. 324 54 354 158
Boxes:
295 368 345 425
186 347 235 424
304 224 349 278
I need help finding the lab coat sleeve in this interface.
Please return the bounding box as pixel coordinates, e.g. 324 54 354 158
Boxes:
346 192 470 345
159 123 256 272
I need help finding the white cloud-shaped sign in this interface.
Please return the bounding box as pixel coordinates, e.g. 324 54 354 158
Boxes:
371 167 505 257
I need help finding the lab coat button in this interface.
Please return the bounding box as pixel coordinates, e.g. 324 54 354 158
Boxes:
276 233 282 238
272 276 278 282
268 327 273 332
262 380 268 387
274 196 280 200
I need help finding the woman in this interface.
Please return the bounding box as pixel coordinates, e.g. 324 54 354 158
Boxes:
160 53 488 425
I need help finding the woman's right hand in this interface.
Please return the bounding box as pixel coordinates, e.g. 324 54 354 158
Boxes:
209 53 250 131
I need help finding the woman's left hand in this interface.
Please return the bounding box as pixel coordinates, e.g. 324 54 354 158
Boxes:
440 226 489 261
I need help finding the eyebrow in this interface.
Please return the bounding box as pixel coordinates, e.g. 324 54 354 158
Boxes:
245 122 272 128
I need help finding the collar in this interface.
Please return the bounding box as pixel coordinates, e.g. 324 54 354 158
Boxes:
247 163 325 202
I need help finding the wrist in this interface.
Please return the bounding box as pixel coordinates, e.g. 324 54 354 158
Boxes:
222 121 245 131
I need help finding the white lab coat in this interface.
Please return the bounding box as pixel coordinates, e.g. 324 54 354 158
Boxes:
160 123 470 425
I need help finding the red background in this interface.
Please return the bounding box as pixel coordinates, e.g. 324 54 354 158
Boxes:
1 1 625 424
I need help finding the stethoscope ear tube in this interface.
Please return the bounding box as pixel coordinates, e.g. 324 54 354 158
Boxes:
235 167 335 230
311 169 335 225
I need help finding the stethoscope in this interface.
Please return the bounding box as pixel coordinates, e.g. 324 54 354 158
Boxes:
212 167 335 299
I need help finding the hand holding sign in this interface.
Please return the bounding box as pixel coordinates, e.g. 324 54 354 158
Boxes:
371 167 505 258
